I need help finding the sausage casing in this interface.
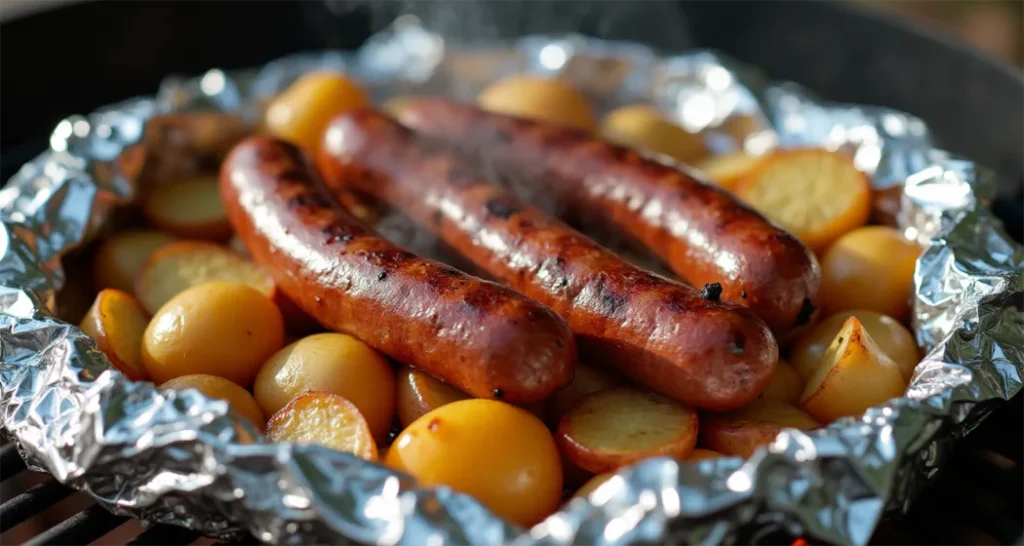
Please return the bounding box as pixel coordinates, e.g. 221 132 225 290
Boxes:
319 111 778 410
220 135 576 403
396 98 821 336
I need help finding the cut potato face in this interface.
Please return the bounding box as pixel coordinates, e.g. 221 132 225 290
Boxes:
267 392 377 460
161 374 266 432
599 104 707 165
686 448 725 461
760 359 804 405
693 152 763 190
143 176 231 241
141 281 285 386
736 149 871 253
478 75 596 131
799 317 908 424
255 333 396 441
387 399 562 528
699 398 819 458
557 387 698 474
79 289 149 381
93 230 178 293
395 365 469 429
790 310 921 382
545 362 622 427
133 240 274 315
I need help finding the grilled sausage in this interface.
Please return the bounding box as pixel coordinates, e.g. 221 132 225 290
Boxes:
220 135 576 403
395 98 821 336
318 111 778 411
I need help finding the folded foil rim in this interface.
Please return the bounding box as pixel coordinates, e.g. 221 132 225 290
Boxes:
1 18 1021 546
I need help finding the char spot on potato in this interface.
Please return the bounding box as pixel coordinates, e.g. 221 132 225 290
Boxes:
837 336 844 345
492 388 505 399
484 197 520 220
730 334 745 356
699 282 723 302
427 418 441 433
795 298 816 327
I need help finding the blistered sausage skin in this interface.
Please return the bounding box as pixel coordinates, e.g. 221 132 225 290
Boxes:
396 98 821 336
318 111 778 411
220 136 576 403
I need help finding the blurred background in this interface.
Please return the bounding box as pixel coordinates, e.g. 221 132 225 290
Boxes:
859 0 1023 67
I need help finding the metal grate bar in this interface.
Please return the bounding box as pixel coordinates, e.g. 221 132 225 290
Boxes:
0 443 27 481
127 523 202 545
24 504 129 546
0 479 74 533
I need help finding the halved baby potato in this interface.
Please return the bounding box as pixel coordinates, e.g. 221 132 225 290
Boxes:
133 240 274 314
255 333 396 442
396 365 470 428
686 448 726 461
693 152 763 190
93 230 178 293
545 362 623 427
699 399 819 458
572 471 616 501
79 289 149 380
735 149 871 253
161 373 266 432
557 387 698 474
267 391 377 460
790 310 921 382
799 317 908 424
599 104 708 165
143 176 231 241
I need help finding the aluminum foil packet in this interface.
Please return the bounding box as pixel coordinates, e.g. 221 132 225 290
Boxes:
1 16 1021 546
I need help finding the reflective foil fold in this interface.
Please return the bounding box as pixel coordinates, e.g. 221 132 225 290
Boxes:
1 18 1021 546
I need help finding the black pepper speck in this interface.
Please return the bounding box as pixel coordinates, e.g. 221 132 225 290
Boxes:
699 282 723 302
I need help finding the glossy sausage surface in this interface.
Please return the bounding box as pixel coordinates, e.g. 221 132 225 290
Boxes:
396 98 821 336
220 135 576 403
319 111 778 410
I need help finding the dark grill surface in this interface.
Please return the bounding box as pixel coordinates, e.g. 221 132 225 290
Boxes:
1 394 1020 545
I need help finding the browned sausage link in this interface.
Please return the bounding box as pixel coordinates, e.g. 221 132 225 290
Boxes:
396 98 821 337
319 111 778 411
220 135 576 403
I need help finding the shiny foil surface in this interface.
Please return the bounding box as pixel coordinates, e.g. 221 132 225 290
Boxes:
1 17 1021 546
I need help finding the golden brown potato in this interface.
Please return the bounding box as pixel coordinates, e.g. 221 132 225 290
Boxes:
545 362 622 426
599 104 707 164
141 281 285 386
255 333 396 441
819 226 922 322
265 71 369 155
699 399 819 458
693 152 763 190
790 310 921 382
161 374 266 432
395 365 470 429
143 176 231 241
79 289 149 381
478 75 595 131
387 399 562 527
735 149 872 253
760 359 804 405
557 387 698 474
381 95 420 117
799 317 908 424
267 392 377 460
93 230 178 293
133 240 274 315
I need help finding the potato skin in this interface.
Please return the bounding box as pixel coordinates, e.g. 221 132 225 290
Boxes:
699 399 819 458
478 75 596 131
162 373 266 432
79 288 150 381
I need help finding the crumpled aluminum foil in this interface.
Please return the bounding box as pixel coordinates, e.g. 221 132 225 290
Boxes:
1 17 1021 546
